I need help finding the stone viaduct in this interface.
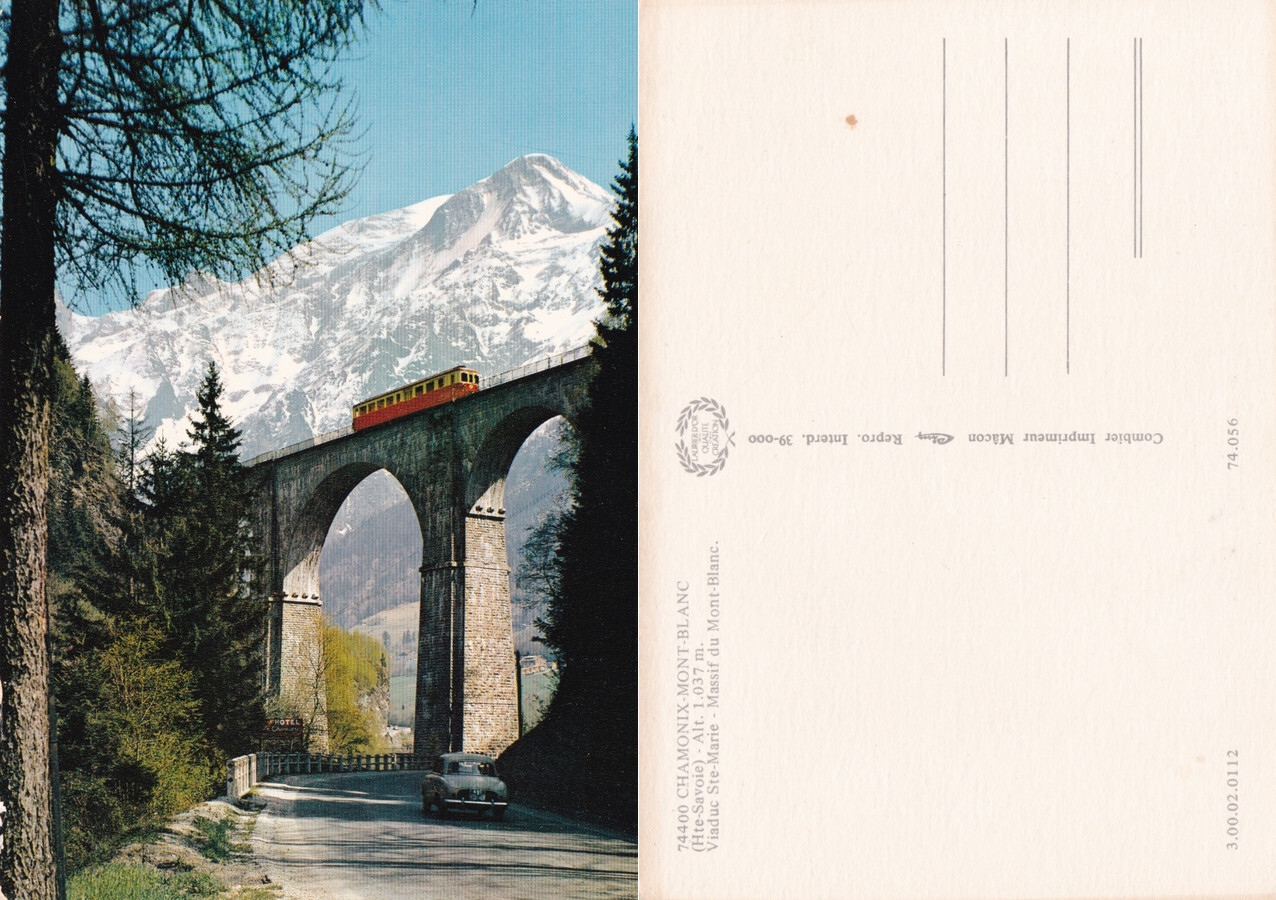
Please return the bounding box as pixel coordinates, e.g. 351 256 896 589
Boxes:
246 349 594 758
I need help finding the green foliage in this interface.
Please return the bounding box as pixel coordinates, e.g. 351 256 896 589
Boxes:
48 357 272 873
48 350 117 589
91 629 212 817
534 130 638 682
190 814 245 864
328 626 387 693
597 126 638 329
169 871 224 899
324 705 374 756
321 621 388 754
57 772 128 874
68 863 222 900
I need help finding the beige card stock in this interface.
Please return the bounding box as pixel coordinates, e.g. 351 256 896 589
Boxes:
639 2 1276 897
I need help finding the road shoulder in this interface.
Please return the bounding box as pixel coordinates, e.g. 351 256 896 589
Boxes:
69 795 279 899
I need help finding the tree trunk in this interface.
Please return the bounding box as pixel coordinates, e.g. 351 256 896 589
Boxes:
0 1 63 897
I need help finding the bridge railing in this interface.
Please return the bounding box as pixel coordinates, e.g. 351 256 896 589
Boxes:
226 751 426 798
481 344 592 391
242 344 593 468
244 426 351 467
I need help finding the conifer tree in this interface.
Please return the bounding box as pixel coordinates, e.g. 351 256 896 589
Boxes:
47 348 115 598
187 364 245 501
75 397 160 630
521 129 637 821
140 438 182 534
160 362 264 761
539 128 637 677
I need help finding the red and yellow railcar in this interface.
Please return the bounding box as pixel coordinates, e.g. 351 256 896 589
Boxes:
352 365 480 431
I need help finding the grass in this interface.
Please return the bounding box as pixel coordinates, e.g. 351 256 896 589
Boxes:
67 863 222 900
68 808 262 899
191 813 248 863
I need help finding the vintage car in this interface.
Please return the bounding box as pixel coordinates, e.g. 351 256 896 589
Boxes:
422 752 509 820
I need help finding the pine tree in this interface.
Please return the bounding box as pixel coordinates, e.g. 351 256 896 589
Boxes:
516 130 638 822
187 363 244 502
47 347 115 593
140 438 182 535
77 398 162 630
158 362 264 761
44 350 115 698
598 127 638 330
541 128 637 681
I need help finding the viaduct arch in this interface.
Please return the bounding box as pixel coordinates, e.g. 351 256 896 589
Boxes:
247 350 594 758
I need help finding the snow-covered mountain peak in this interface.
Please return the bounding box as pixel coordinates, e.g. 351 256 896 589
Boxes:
414 154 611 261
66 155 612 458
290 194 454 270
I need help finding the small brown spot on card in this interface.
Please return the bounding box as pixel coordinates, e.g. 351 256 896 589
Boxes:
845 114 858 129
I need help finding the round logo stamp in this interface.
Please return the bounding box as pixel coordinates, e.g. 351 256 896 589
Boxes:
675 397 735 476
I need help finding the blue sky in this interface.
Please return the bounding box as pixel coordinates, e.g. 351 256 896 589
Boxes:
325 0 638 227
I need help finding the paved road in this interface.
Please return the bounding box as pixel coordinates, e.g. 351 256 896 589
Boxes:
251 771 638 900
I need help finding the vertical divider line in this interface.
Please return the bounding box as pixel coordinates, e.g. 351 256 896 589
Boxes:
1138 39 1148 256
1004 37 1009 377
942 37 947 376
1066 38 1070 373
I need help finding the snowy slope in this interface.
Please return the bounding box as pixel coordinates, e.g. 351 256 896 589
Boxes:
66 154 612 459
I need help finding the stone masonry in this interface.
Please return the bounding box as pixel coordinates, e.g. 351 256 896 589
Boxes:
248 355 594 757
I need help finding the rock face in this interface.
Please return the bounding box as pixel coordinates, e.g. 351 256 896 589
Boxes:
359 681 391 746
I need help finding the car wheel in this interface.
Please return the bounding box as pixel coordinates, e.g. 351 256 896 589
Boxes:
492 807 506 821
435 797 449 818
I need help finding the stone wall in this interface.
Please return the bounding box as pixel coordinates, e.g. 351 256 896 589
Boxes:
460 513 519 755
276 596 327 750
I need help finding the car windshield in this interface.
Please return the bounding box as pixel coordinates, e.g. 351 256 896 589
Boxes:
447 760 496 777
